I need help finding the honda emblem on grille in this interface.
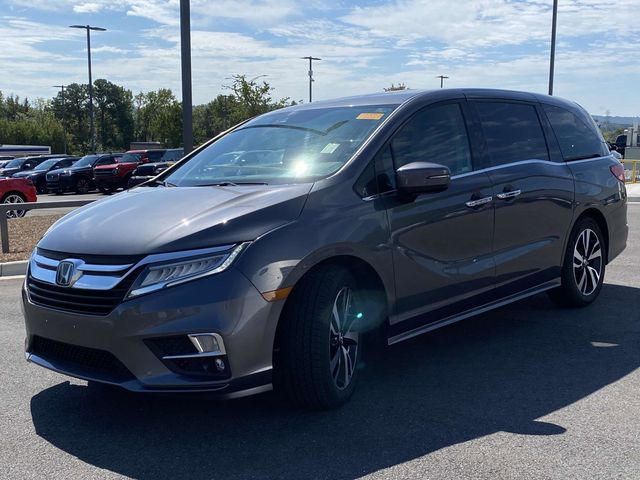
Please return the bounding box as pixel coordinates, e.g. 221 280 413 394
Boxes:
55 260 83 287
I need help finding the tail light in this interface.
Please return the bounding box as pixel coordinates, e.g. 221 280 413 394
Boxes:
610 164 625 183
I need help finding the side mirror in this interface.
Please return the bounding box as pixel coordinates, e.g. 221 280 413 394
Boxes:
396 162 451 195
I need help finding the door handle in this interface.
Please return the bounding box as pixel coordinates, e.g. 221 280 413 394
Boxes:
496 189 522 200
465 196 493 208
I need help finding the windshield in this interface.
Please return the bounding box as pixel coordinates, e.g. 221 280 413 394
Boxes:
120 153 142 163
72 155 99 168
163 106 394 186
34 159 58 171
5 158 26 168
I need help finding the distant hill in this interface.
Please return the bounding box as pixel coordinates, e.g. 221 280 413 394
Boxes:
593 115 639 128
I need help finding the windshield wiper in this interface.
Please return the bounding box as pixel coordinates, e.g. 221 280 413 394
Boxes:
195 181 269 187
147 179 176 187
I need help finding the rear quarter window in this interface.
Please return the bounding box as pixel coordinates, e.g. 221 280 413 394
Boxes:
543 105 608 161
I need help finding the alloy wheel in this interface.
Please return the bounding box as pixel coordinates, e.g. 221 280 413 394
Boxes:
573 228 602 296
329 286 359 390
4 194 26 218
77 179 89 194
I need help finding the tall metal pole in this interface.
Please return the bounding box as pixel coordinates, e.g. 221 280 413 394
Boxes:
180 0 193 154
70 25 105 153
301 56 321 103
548 0 559 95
53 85 67 154
436 75 449 88
86 28 95 152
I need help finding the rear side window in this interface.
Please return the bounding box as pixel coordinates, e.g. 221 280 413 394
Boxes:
391 103 472 176
148 151 165 161
543 105 607 161
476 102 549 166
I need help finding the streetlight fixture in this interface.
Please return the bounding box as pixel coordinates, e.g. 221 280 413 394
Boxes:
436 75 449 88
52 85 67 154
548 0 559 95
301 56 321 103
69 24 106 153
179 0 193 154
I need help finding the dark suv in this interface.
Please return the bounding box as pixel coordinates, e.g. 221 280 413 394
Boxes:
93 149 166 193
46 153 122 194
23 89 628 409
12 157 79 193
0 155 66 178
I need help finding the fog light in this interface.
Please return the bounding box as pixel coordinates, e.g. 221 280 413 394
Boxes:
188 333 226 355
215 359 226 372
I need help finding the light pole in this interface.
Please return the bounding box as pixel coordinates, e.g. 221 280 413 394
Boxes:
548 0 559 95
180 0 193 154
70 24 106 153
52 85 67 154
436 75 449 88
301 56 321 102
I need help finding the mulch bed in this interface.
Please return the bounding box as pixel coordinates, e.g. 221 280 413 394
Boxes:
0 215 63 263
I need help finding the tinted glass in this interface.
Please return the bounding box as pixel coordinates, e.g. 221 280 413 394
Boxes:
476 102 549 166
164 106 394 186
543 105 607 161
147 151 165 161
5 158 26 168
33 159 58 171
161 149 183 161
73 155 99 168
121 153 142 163
354 145 399 197
391 103 472 176
96 157 113 166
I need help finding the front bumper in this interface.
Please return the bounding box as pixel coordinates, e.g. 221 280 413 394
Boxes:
22 268 279 396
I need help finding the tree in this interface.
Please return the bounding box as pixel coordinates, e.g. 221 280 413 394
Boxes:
384 83 408 92
134 89 182 147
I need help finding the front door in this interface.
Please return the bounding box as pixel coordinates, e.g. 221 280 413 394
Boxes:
386 101 495 340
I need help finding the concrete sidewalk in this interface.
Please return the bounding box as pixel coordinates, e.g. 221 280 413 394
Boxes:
627 183 640 201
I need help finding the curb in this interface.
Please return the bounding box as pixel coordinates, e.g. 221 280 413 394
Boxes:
629 197 640 202
0 260 28 277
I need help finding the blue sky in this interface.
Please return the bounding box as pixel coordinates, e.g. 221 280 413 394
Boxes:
1 0 639 116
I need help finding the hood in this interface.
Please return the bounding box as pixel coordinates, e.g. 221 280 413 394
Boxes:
38 183 313 256
12 170 37 178
0 167 20 176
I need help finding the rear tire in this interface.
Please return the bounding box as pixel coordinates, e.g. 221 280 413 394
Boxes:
548 217 606 308
276 265 363 410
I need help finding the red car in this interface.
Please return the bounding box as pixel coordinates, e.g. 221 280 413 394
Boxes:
1 177 37 218
93 149 166 194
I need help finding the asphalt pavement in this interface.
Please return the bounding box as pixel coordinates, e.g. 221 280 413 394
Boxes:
0 205 639 479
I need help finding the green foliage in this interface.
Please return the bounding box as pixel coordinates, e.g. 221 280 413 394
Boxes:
0 74 293 154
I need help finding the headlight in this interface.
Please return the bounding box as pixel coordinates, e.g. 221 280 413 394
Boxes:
112 168 119 175
127 243 249 298
60 170 72 176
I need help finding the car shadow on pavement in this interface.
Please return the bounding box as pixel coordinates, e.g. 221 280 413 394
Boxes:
30 283 640 480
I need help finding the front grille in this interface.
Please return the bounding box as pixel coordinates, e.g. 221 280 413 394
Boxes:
30 335 134 381
27 274 137 316
94 169 114 177
46 173 59 182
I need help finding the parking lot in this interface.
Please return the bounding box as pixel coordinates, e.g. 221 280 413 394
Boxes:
0 204 638 479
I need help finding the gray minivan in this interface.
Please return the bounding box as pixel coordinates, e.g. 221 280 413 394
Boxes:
22 89 628 409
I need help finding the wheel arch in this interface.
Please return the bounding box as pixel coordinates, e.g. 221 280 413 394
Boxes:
1 190 27 202
273 254 391 350
576 208 610 263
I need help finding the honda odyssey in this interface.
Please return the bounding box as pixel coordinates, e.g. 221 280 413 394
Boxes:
22 89 628 409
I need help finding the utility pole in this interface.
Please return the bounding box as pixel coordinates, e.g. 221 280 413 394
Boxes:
52 85 67 154
301 56 321 102
548 0 559 95
70 25 106 153
180 0 193 154
436 75 449 88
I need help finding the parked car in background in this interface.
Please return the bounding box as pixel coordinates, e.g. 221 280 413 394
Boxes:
159 148 184 163
0 159 13 169
1 177 37 218
22 89 627 409
0 155 65 178
128 161 174 188
46 153 122 194
12 157 79 193
93 149 166 194
0 156 15 163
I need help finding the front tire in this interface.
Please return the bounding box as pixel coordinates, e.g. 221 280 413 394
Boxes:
549 217 606 307
2 192 27 218
75 177 91 194
277 265 363 410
